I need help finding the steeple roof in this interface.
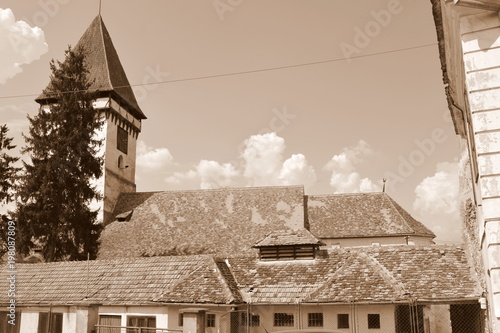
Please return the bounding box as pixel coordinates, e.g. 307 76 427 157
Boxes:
36 15 146 120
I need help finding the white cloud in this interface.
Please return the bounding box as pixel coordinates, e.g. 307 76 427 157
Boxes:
241 132 285 185
413 161 461 242
161 132 317 190
413 162 459 215
324 140 380 193
278 153 317 187
196 160 239 189
136 140 174 171
0 8 48 84
164 170 198 185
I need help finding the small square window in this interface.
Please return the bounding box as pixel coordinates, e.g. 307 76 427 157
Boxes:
367 314 380 329
337 313 349 329
241 313 260 326
274 313 294 327
308 313 323 327
206 314 216 327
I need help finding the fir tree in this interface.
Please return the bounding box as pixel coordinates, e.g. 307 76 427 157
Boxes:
0 124 19 205
15 46 104 262
0 125 20 258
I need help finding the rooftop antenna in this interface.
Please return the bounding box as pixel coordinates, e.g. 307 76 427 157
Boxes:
382 178 387 192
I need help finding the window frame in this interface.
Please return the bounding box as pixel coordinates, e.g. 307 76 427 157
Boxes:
337 313 349 329
367 314 380 329
126 315 156 333
37 312 63 333
206 313 216 328
307 312 323 327
117 126 128 154
273 313 294 327
240 312 260 327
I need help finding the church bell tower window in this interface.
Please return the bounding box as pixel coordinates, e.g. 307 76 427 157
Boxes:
117 126 128 154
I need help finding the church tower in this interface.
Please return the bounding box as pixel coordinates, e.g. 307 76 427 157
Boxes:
35 15 146 224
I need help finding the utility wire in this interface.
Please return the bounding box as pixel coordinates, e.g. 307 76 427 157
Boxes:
0 42 437 101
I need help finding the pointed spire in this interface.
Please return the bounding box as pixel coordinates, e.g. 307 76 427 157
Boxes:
36 15 146 120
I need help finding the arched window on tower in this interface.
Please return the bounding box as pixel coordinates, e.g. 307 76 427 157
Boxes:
118 155 125 169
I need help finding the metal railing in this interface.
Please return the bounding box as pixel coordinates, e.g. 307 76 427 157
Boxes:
95 325 182 333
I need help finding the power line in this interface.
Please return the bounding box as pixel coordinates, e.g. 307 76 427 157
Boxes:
0 42 438 101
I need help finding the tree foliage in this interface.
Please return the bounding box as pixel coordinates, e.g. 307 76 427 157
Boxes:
15 46 104 262
0 125 20 258
0 124 19 205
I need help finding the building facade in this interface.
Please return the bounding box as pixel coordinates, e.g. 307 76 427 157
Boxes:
431 1 500 331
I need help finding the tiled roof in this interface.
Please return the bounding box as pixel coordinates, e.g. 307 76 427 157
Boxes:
0 255 240 306
98 186 305 259
35 15 146 120
227 246 480 304
0 246 479 307
253 229 324 247
307 192 435 239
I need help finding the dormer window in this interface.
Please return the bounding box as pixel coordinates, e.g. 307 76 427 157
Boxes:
253 229 324 261
259 245 317 261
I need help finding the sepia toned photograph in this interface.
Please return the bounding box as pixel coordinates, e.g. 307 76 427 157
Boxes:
0 1 499 332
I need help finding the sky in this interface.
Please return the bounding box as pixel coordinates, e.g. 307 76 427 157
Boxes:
0 0 463 243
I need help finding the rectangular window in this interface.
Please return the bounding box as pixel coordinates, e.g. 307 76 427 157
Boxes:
274 313 294 327
241 312 260 326
206 314 216 327
337 314 349 329
127 316 156 333
0 311 21 333
308 313 323 327
117 126 128 154
367 314 380 329
99 315 121 333
38 313 62 333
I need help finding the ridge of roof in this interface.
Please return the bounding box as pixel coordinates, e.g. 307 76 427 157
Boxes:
383 193 436 238
96 15 113 95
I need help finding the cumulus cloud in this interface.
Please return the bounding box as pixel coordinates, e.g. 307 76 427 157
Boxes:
196 160 239 189
413 161 460 242
241 132 285 185
278 154 317 187
0 8 48 84
162 132 317 190
324 140 380 193
136 140 174 171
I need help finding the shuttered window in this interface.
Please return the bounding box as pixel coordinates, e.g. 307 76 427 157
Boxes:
259 245 316 261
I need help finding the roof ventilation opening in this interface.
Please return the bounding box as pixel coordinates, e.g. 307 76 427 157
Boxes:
115 210 133 222
253 229 324 261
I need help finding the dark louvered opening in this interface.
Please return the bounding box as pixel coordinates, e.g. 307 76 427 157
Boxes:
259 245 317 261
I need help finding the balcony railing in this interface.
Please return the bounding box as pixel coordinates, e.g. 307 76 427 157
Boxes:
94 325 183 333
